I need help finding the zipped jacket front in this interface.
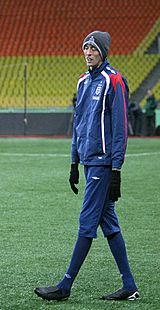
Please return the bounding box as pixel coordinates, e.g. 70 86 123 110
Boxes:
71 60 129 169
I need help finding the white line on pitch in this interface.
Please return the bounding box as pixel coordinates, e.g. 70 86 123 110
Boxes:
0 152 160 158
0 153 70 157
126 152 160 157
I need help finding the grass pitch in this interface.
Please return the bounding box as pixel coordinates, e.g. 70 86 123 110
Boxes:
0 137 160 310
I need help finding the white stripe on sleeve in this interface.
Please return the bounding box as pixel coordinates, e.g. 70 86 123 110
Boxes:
101 71 110 153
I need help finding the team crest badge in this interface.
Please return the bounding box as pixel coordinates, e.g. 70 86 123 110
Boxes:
95 81 103 95
93 81 103 100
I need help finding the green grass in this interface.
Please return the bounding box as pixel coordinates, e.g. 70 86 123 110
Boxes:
0 137 160 309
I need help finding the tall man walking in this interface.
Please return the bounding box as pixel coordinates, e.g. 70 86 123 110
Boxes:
35 31 139 302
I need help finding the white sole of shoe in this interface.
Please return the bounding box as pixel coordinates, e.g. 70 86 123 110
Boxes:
127 291 140 301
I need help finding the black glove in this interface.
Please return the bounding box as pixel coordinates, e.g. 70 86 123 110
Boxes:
69 163 79 195
109 170 121 202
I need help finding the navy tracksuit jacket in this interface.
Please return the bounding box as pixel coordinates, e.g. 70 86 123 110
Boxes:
71 59 129 170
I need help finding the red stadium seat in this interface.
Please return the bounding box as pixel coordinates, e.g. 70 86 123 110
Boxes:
0 0 160 56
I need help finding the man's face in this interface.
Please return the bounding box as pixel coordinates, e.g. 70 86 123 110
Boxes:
83 44 102 69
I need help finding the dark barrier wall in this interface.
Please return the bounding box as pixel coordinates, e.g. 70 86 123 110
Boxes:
0 112 159 136
0 112 73 136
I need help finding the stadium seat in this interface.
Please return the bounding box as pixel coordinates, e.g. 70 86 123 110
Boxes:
0 0 159 108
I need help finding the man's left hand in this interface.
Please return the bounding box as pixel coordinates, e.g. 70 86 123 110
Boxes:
109 170 121 202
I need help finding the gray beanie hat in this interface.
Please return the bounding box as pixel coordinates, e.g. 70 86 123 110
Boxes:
82 31 111 60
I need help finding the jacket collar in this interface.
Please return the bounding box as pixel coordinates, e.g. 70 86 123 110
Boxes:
89 59 109 79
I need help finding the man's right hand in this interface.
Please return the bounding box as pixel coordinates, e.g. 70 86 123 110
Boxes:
69 164 79 195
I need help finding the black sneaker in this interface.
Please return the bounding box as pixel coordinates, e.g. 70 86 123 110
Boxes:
101 288 140 301
34 286 70 301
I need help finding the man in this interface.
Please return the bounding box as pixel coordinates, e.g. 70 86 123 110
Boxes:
129 101 142 136
34 31 139 302
145 89 157 136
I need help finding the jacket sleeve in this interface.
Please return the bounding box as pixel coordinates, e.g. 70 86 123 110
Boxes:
71 112 80 164
109 73 128 169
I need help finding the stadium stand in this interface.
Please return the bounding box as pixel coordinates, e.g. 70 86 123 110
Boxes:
153 81 160 106
0 0 160 108
134 18 160 54
140 80 160 108
0 0 160 56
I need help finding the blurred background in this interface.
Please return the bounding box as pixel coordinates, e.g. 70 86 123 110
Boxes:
0 0 159 136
